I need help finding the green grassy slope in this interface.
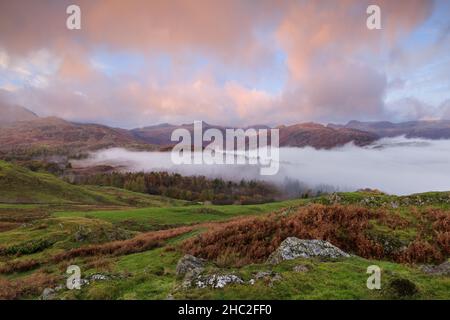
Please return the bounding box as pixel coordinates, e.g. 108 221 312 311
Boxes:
0 160 186 206
53 199 305 229
0 160 111 204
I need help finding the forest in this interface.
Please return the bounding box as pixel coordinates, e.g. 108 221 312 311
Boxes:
70 171 280 204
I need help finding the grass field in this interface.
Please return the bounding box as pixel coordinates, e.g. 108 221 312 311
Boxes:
53 199 306 230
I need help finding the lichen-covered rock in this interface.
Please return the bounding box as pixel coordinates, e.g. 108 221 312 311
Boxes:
267 237 350 264
248 271 282 287
40 288 56 300
293 264 310 273
176 254 205 277
420 261 450 276
89 273 110 281
193 274 244 289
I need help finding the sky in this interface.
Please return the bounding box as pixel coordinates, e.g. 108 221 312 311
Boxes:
0 0 449 128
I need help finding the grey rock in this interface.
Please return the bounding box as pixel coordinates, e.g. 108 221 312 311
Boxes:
252 271 282 287
89 274 110 281
176 254 206 277
293 264 310 273
267 237 350 264
41 288 56 300
420 261 450 276
193 274 244 289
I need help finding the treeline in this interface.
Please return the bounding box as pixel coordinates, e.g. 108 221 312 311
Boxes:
71 171 279 204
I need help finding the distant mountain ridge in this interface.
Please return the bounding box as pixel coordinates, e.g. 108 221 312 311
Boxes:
328 120 450 139
0 116 156 160
131 121 271 146
4 104 450 160
278 122 378 148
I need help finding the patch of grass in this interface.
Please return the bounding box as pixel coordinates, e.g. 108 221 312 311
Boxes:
53 199 306 229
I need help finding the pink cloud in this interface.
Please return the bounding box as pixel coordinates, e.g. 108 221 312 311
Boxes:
0 0 443 127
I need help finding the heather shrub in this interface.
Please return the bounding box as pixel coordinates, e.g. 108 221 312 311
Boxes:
53 226 193 262
182 204 385 266
0 259 40 274
0 272 58 300
182 204 449 266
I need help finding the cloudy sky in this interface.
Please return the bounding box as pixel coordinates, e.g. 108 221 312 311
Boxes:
0 0 449 128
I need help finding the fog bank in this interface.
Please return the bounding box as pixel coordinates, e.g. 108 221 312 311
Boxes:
74 136 450 195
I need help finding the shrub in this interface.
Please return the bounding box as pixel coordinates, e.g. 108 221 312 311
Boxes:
1 239 53 256
53 226 193 262
0 272 58 300
182 204 449 266
0 259 40 274
182 204 385 266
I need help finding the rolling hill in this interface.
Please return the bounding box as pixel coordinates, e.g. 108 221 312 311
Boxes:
0 159 112 204
0 117 157 160
0 159 183 206
131 122 270 147
329 120 450 139
133 121 378 149
278 122 378 148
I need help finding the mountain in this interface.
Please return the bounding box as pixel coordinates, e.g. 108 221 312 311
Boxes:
278 122 378 148
133 121 377 149
0 117 380 163
132 122 270 146
329 120 450 139
0 117 156 160
0 103 38 125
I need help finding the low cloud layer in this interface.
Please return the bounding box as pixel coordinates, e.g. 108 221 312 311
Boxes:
75 136 450 195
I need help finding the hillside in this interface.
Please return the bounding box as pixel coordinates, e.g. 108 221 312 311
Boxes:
133 121 378 149
329 120 450 139
132 122 270 147
0 160 184 206
0 117 156 160
278 123 378 148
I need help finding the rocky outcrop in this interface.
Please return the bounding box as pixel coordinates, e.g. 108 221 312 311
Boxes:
175 255 244 289
176 254 206 277
39 272 120 299
267 237 350 264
